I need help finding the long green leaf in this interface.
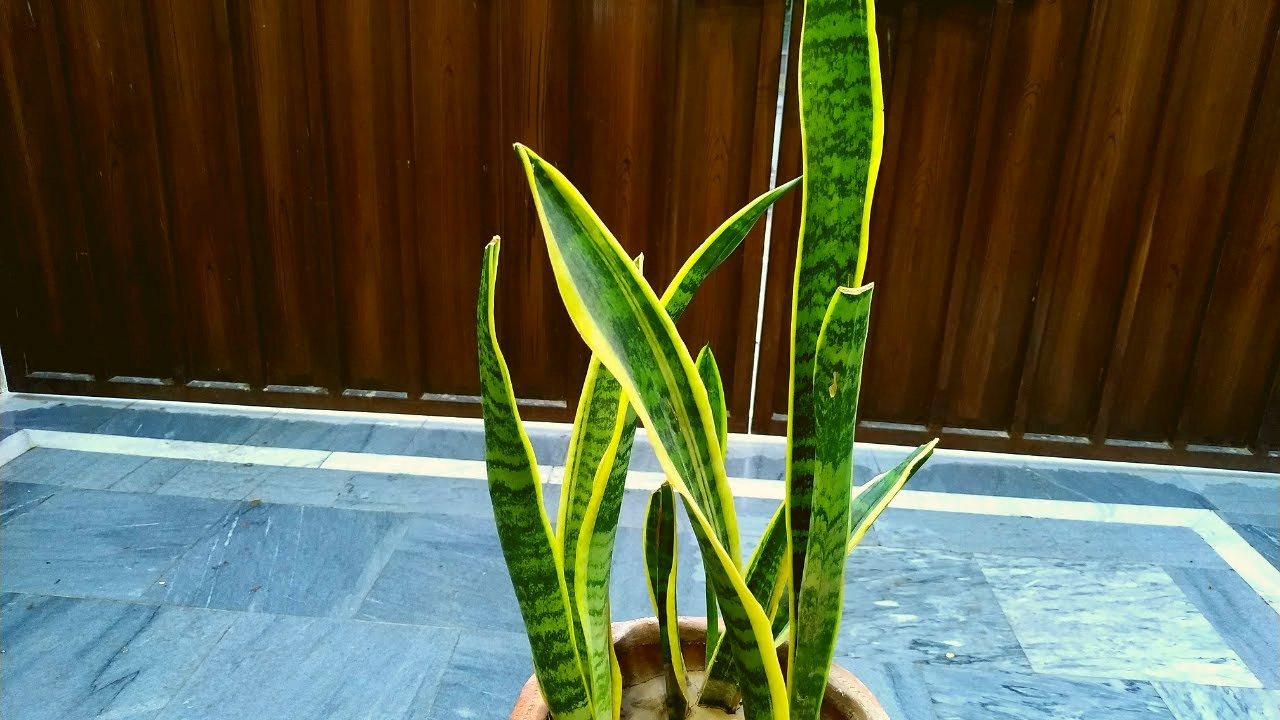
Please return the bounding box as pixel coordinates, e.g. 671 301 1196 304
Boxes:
644 482 687 719
558 180 798 718
791 285 873 720
701 439 937 707
785 0 886 622
696 345 728 657
519 143 789 719
477 238 591 720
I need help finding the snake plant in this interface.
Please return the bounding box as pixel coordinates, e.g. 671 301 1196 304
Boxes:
478 0 935 717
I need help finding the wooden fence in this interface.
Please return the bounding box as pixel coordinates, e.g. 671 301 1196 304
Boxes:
2 0 1277 470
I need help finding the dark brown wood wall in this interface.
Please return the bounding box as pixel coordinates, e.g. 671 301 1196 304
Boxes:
755 0 1280 471
0 0 786 430
2 0 1277 471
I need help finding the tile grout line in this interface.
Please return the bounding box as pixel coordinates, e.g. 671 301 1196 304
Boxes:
4 427 1279 615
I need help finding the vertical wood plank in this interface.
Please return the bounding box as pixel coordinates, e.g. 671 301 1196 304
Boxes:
57 0 182 383
148 0 261 387
0 0 98 381
1178 31 1280 450
1016 0 1181 438
1103 0 1279 442
230 0 340 392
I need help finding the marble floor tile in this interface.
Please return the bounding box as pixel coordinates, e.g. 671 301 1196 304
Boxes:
155 613 457 720
0 489 237 599
1 593 237 720
155 461 272 500
838 660 940 720
904 460 1092 503
335 472 495 517
612 526 706 621
1165 566 1280 689
1 481 56 525
418 629 532 720
1231 524 1279 571
248 466 355 507
357 512 525 632
1038 520 1228 569
110 457 193 492
95 408 264 444
980 556 1259 687
834 546 1030 670
360 420 428 454
1176 472 1279 519
921 666 1174 720
0 447 149 490
864 507 1065 558
242 418 382 452
1153 682 1280 720
146 501 406 618
0 402 123 433
403 424 570 466
1035 467 1213 509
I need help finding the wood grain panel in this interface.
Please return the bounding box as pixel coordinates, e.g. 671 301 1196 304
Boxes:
859 0 993 425
148 0 261 387
229 0 340 391
317 0 419 397
1105 0 1279 442
56 0 180 381
0 0 98 380
1019 0 1181 437
936 0 1089 431
1178 32 1280 449
492 0 578 405
408 2 495 399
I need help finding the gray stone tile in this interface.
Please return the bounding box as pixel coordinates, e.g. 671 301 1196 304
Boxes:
628 434 876 483
146 501 406 618
0 402 123 433
834 546 1029 670
1176 471 1279 519
864 508 1065 558
1165 566 1280 689
1153 682 1280 720
1225 511 1279 534
1232 523 1279 571
1 481 57 525
1037 467 1213 509
95 408 264 444
838 660 940 720
419 630 532 720
243 418 423 453
404 424 570 465
357 512 525 632
155 613 457 720
0 489 237 599
921 666 1174 720
155 461 272 500
335 472 494 517
0 593 237 720
905 460 1090 502
0 426 16 441
980 556 1257 687
613 526 705 621
110 457 193 493
248 466 355 507
1037 520 1227 569
0 448 149 490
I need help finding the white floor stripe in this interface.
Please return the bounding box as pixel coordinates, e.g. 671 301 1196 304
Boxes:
2 426 1278 614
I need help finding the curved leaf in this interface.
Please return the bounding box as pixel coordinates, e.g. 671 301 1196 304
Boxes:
696 345 728 656
791 285 873 720
785 0 886 621
519 144 788 719
644 482 687 718
477 238 591 720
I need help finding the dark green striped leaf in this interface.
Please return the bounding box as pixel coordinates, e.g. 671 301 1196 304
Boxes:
644 482 687 719
696 345 728 656
477 239 591 720
519 144 789 719
785 0 886 620
790 285 873 720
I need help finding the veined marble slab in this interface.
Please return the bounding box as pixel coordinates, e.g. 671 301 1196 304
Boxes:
1153 682 1280 720
922 666 1174 720
981 556 1260 687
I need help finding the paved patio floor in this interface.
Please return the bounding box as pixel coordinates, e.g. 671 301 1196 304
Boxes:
1 394 1277 719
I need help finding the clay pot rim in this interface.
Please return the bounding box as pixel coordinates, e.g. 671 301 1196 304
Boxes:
509 616 888 720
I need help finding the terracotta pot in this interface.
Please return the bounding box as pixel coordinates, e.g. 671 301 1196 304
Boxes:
510 617 889 720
